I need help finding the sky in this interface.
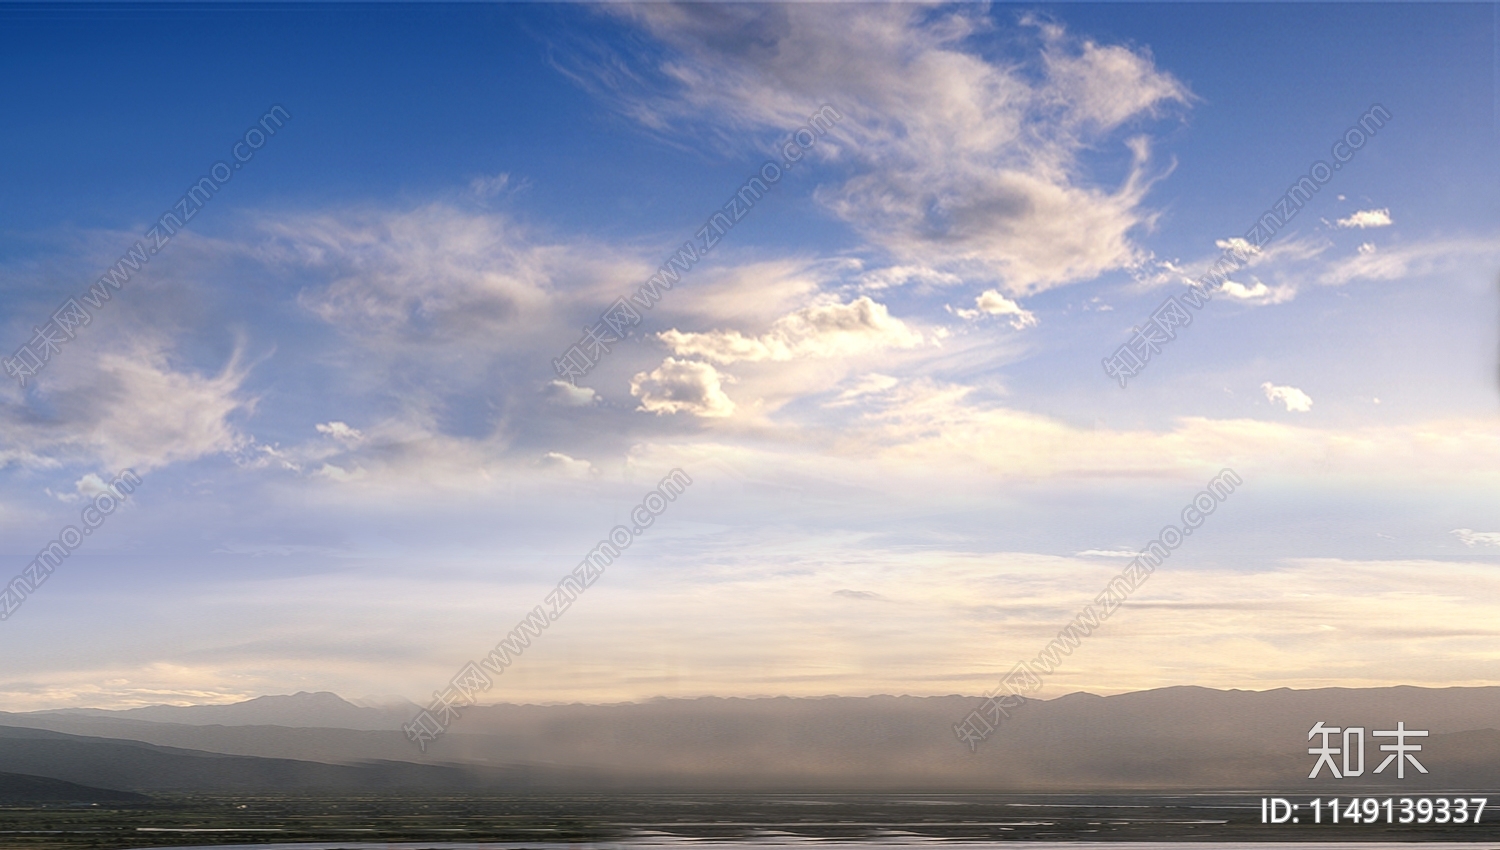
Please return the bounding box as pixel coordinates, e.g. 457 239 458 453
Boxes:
0 2 1498 712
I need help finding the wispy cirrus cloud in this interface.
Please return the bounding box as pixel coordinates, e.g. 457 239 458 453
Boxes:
0 340 252 474
1452 529 1500 548
599 5 1190 295
1130 236 1321 305
1318 238 1500 286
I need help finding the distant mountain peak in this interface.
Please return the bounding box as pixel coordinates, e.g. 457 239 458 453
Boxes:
20 690 404 731
245 691 357 706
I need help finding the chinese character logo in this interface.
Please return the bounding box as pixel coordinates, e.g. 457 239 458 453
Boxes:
1307 720 1428 779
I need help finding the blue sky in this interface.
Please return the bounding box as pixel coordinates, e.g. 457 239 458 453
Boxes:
0 2 1497 710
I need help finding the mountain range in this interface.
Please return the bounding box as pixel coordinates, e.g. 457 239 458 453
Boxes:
2 686 1496 795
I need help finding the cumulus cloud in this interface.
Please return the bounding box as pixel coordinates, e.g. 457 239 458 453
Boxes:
1336 208 1392 229
606 5 1189 295
1218 279 1296 305
73 473 117 499
955 290 1038 328
631 358 737 417
1452 529 1500 548
1220 280 1268 299
543 380 599 407
658 296 922 365
51 471 139 504
1261 382 1313 413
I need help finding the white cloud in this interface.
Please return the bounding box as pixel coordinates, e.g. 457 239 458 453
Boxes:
315 421 364 445
544 380 599 407
609 6 1189 295
251 203 661 430
658 296 922 365
1318 238 1500 286
631 358 737 418
956 290 1038 328
238 414 607 496
1336 208 1392 229
858 264 964 292
1132 237 1319 299
1261 382 1313 413
43 470 143 505
72 473 114 500
0 342 251 473
1220 280 1267 299
276 206 555 340
266 205 639 360
1452 529 1500 548
312 463 367 482
1218 279 1296 305
1214 237 1261 260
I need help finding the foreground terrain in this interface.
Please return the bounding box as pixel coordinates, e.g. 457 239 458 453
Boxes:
5 793 1500 850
